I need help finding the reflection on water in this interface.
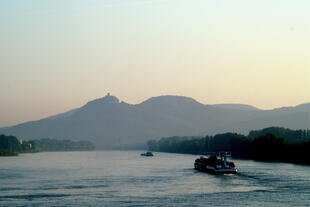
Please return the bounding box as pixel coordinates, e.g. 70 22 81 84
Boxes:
0 151 309 206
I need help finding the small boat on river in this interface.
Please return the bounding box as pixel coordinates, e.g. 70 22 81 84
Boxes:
141 151 154 157
194 152 237 174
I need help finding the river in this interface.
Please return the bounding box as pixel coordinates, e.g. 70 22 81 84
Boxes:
0 151 309 206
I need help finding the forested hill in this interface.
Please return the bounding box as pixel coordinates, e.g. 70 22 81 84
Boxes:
0 94 309 149
248 127 310 143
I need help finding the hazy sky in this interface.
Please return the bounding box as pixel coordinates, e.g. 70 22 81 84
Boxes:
0 0 309 127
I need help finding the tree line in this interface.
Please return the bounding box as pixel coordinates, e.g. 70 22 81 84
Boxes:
0 134 36 156
0 134 95 156
147 127 310 165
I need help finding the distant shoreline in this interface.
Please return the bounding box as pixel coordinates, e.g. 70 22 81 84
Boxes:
147 127 310 166
0 135 95 157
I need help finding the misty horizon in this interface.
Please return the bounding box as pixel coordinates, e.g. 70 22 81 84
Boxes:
1 93 309 127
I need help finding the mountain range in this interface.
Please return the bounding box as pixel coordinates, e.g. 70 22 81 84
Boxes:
0 94 309 149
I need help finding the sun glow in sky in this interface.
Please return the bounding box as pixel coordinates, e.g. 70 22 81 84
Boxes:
0 0 309 126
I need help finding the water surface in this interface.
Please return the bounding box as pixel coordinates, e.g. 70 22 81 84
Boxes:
0 151 309 206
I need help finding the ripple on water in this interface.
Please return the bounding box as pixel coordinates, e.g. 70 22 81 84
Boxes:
0 193 70 201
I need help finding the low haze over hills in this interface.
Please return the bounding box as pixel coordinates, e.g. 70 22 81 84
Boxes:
0 94 309 149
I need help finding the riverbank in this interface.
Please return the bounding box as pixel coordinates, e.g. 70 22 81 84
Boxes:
147 128 310 166
0 150 18 156
0 134 96 157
